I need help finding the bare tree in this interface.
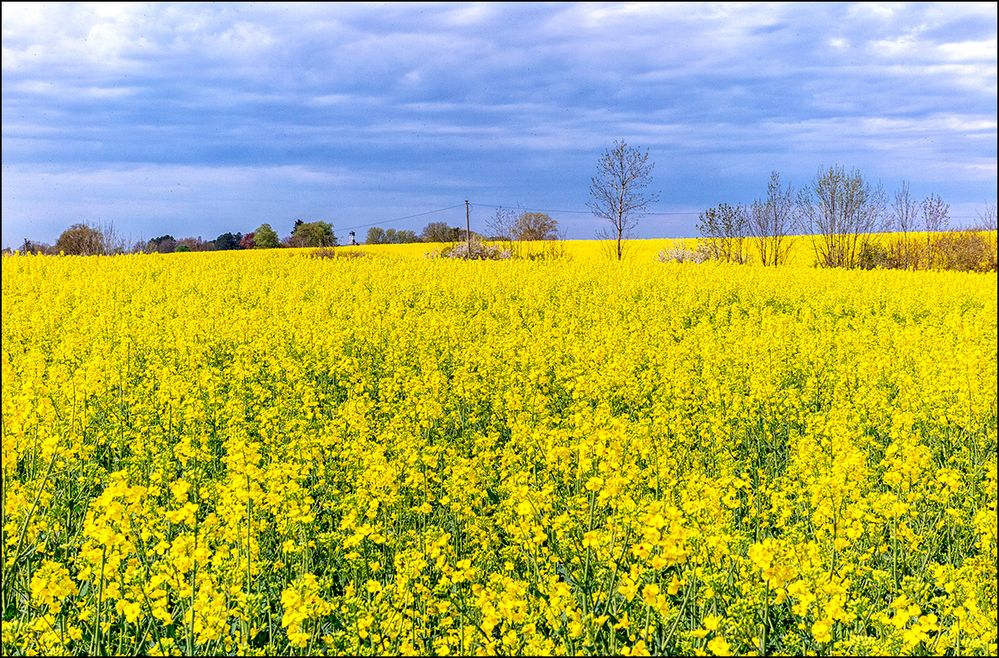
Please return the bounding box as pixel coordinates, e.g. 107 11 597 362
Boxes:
749 170 796 266
977 203 997 231
128 236 148 254
920 193 950 269
921 193 949 233
797 165 886 268
99 221 127 254
486 206 518 255
891 181 920 234
486 206 516 240
975 203 998 271
587 139 659 260
21 238 55 255
889 181 920 268
697 203 749 263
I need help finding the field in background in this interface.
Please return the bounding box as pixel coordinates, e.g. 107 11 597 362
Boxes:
352 237 703 260
357 231 998 268
2 249 996 655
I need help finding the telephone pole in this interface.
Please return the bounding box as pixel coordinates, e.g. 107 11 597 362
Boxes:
465 199 471 259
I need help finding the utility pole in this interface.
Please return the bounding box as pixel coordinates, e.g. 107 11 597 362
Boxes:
465 199 471 259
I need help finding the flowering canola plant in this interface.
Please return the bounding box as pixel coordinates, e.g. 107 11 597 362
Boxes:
2 244 996 655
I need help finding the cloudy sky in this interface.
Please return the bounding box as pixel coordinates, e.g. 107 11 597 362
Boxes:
2 2 996 246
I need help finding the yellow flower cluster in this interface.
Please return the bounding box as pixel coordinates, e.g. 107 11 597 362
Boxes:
1 243 996 655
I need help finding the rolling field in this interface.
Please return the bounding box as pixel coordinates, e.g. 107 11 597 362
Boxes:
2 244 996 655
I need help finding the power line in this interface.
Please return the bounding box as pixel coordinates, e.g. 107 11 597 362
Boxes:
470 202 698 217
471 202 592 215
336 204 465 233
336 201 985 235
471 202 984 221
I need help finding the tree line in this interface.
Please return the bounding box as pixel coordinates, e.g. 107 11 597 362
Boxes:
681 166 998 271
583 139 996 270
9 139 997 267
10 212 567 256
13 219 337 256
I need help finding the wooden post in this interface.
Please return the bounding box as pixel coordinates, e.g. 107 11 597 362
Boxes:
465 199 471 259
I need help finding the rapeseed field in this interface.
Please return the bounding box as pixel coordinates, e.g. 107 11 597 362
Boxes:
2 244 996 655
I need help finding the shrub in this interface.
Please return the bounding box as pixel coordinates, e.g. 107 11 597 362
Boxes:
56 224 105 255
658 243 712 263
440 240 511 260
881 231 997 272
308 247 366 259
929 231 996 272
522 240 570 261
857 241 891 270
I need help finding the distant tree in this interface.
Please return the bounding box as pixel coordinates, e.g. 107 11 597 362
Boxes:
288 221 337 248
696 203 749 263
214 232 243 250
484 206 519 255
421 222 462 243
367 226 420 244
98 221 126 254
977 203 997 231
797 165 886 268
240 232 256 249
887 181 920 269
512 212 559 241
177 236 212 252
920 193 950 269
487 207 517 242
21 238 54 255
56 223 105 255
890 181 920 235
921 193 949 234
749 171 796 266
386 228 420 243
974 203 998 271
588 139 659 260
254 224 281 249
147 235 178 254
175 244 191 252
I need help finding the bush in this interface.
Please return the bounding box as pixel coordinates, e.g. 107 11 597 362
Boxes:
880 231 996 272
522 240 570 261
308 247 366 260
857 241 891 270
439 240 510 260
658 243 712 263
56 224 105 256
929 231 996 272
696 204 749 263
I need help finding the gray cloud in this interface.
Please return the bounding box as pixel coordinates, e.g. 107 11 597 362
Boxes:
2 1 995 244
